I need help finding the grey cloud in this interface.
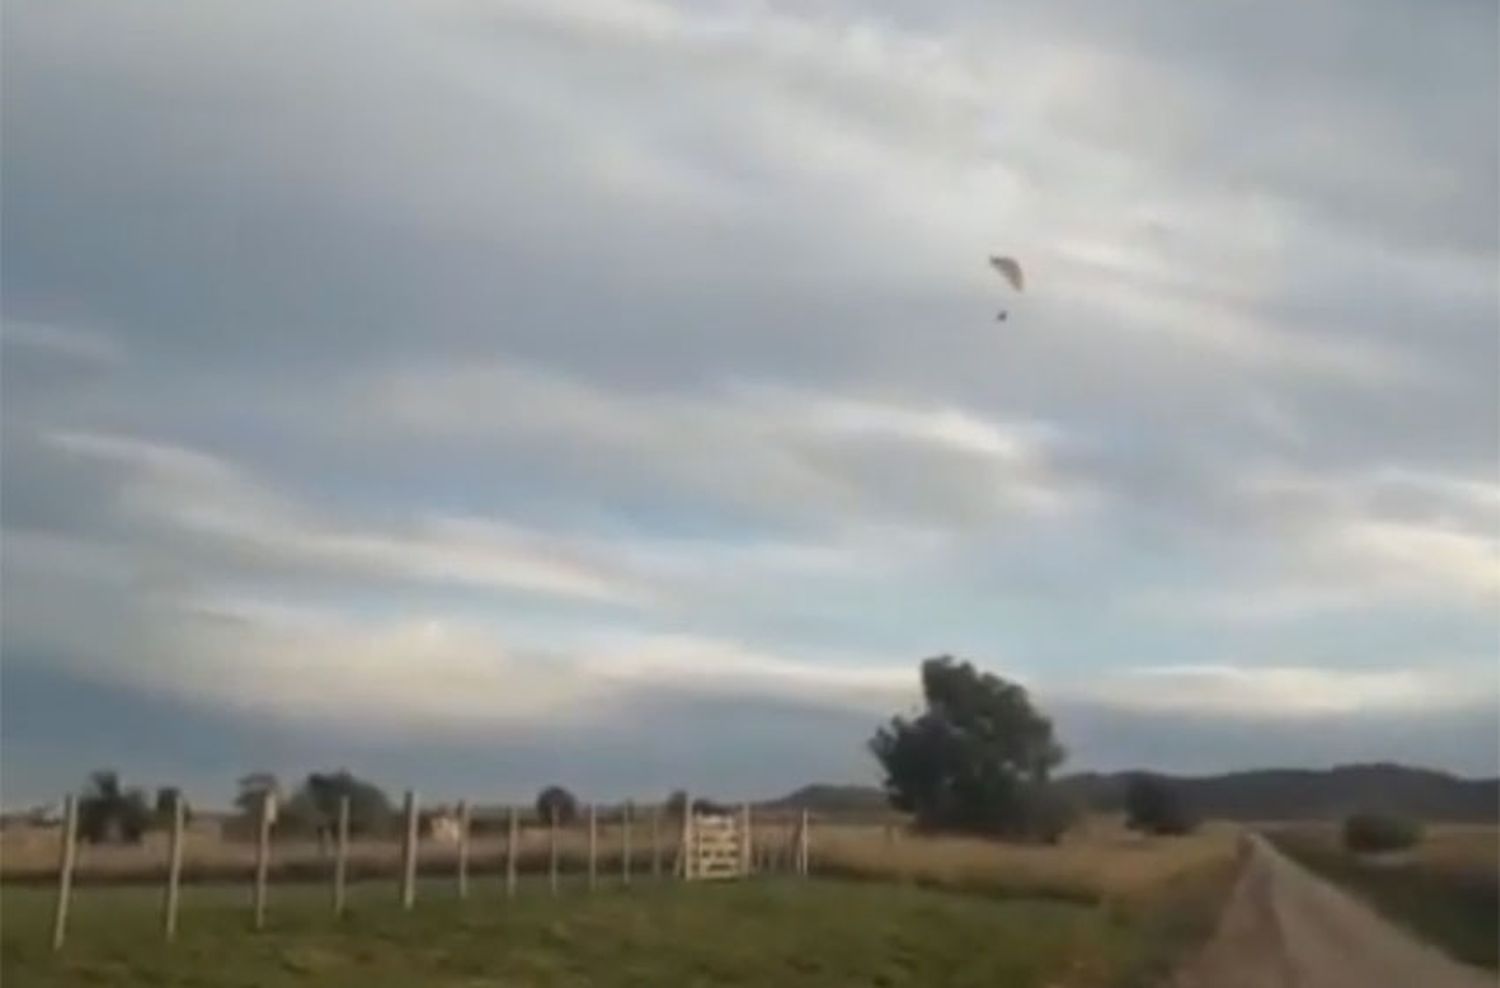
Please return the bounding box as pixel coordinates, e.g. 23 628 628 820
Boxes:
2 0 1495 776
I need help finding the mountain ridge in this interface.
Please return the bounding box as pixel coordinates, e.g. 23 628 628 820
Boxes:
768 763 1499 822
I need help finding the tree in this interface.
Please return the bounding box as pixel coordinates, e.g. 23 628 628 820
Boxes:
1124 774 1196 835
535 785 579 826
77 770 151 844
153 786 191 828
1343 812 1421 853
869 656 1069 839
235 772 280 819
283 770 394 838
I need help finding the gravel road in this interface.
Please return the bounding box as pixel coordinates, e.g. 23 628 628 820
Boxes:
1175 834 1494 988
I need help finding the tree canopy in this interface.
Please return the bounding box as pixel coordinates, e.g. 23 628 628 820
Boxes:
869 656 1069 839
78 770 150 844
1124 774 1196 835
283 770 394 836
535 785 580 826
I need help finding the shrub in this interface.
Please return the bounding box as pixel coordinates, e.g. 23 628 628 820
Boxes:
1343 812 1422 854
1125 774 1197 836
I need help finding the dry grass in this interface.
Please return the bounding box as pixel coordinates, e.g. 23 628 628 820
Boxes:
810 818 1239 905
1258 821 1498 874
1 814 1238 907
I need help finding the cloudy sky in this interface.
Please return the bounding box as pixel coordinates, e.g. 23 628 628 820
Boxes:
3 0 1497 807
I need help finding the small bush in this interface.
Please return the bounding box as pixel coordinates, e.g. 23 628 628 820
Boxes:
1125 775 1197 836
1343 812 1422 854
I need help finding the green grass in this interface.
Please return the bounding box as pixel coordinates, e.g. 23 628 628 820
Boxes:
1268 832 1499 970
1 871 1231 987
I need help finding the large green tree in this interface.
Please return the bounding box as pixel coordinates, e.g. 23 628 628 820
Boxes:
869 656 1069 839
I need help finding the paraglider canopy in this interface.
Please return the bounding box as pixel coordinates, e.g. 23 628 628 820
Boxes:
989 255 1023 321
989 255 1024 292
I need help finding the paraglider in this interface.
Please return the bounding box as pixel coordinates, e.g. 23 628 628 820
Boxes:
989 255 1024 321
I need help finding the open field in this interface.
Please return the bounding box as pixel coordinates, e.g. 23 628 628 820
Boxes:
0 816 1236 901
2 820 1238 986
1263 823 1499 970
1 870 1234 988
814 820 1239 905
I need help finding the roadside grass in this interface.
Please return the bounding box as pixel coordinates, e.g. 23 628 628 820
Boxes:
1265 824 1499 970
2 867 1233 988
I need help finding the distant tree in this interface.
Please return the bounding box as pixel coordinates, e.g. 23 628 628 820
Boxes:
1124 774 1196 835
869 656 1070 839
153 786 191 827
1343 812 1421 854
282 770 394 838
535 786 579 826
664 790 689 819
235 772 280 816
77 771 151 844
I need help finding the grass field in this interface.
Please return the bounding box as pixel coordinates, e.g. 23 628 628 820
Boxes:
1 823 1239 987
0 874 1232 988
1264 823 1499 970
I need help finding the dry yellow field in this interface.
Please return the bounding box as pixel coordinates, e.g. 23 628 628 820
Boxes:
812 819 1240 904
1258 821 1499 874
1 814 1238 906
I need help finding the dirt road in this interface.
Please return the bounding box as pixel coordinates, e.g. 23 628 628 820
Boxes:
1175 834 1494 988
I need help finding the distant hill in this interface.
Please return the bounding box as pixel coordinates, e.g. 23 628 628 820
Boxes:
760 784 892 816
1056 763 1499 823
770 765 1499 822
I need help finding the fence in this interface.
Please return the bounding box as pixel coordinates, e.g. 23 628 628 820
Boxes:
32 790 814 950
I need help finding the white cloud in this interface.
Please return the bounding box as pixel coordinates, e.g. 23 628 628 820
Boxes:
42 429 651 605
358 360 1091 529
1085 663 1493 717
97 592 918 731
1 320 123 364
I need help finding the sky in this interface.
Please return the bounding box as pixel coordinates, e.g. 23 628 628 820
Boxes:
2 0 1497 809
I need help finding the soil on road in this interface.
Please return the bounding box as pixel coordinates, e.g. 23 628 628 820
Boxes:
1176 834 1493 988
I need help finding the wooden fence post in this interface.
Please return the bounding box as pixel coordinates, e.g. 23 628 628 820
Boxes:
505 805 518 898
740 803 752 877
51 794 78 951
457 800 470 900
651 804 662 880
333 795 349 916
679 794 693 881
163 792 185 941
253 790 273 929
621 802 632 885
798 809 809 878
548 809 559 896
400 790 418 910
587 804 598 891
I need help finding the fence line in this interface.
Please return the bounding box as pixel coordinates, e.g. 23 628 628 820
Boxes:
505 805 518 898
399 791 418 910
333 795 349 916
253 791 272 929
50 794 77 950
456 800 470 900
163 794 185 940
621 803 632 885
30 789 821 950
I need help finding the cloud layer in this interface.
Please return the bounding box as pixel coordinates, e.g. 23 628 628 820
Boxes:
2 0 1496 798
